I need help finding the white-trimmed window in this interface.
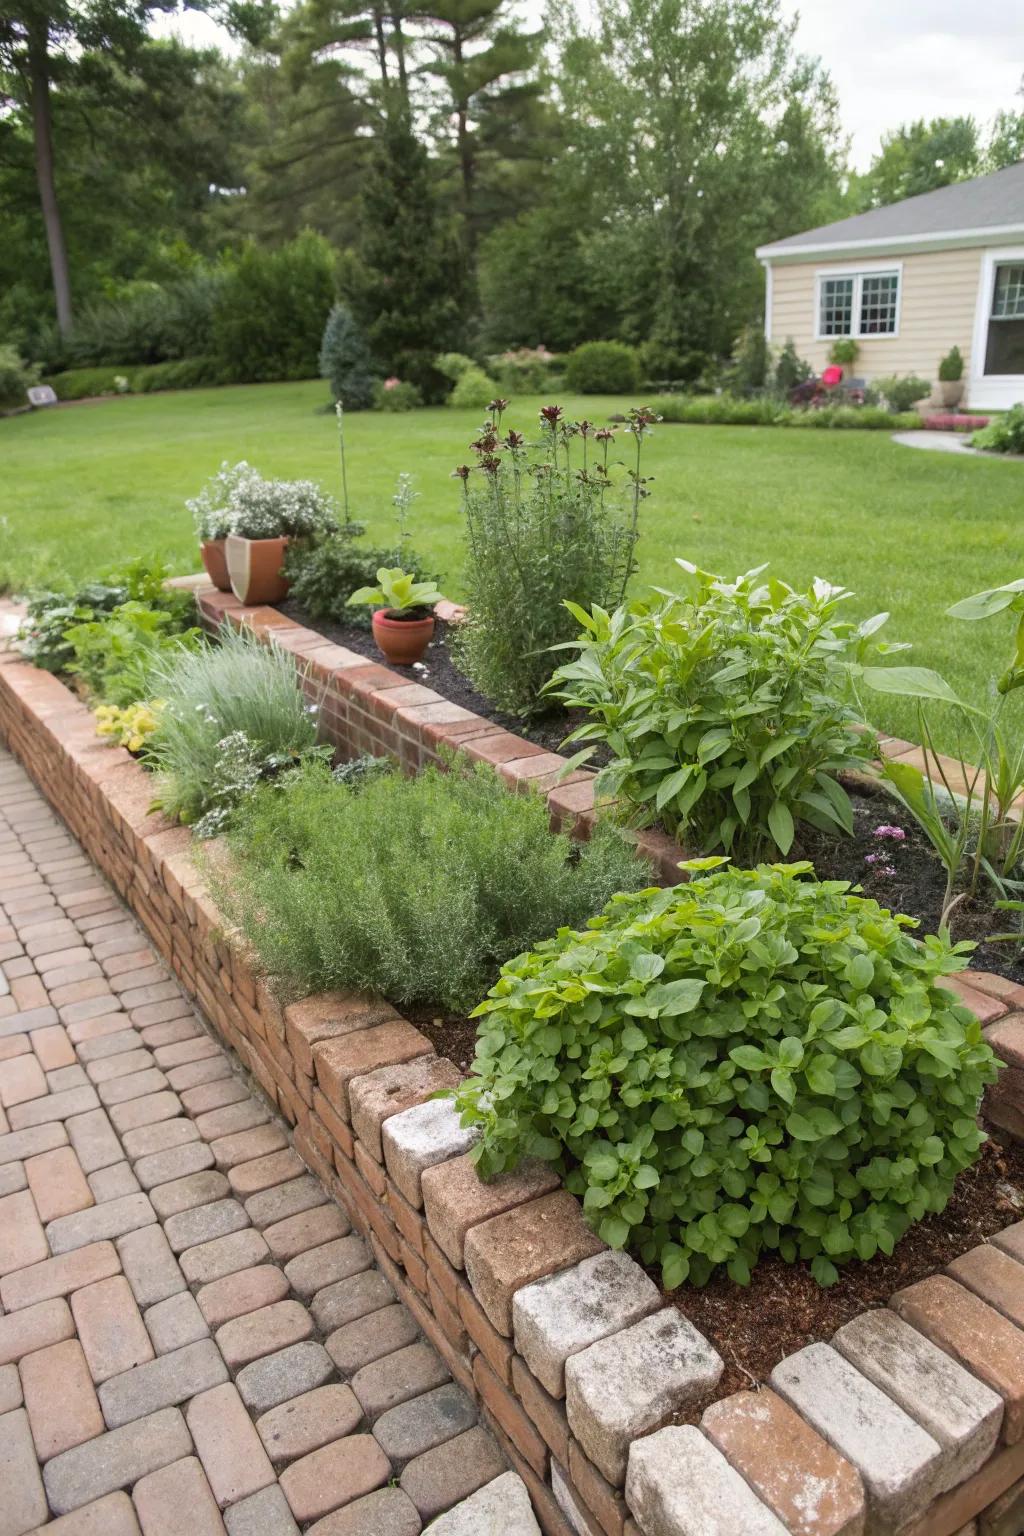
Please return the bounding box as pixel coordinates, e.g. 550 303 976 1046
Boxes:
985 261 1024 374
816 267 901 339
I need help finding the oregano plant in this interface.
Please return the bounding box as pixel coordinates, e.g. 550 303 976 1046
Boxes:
454 861 999 1289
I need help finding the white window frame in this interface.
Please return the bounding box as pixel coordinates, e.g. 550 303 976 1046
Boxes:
814 260 903 341
970 246 1024 408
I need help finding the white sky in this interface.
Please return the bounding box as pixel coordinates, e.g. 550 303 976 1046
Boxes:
153 1 1024 171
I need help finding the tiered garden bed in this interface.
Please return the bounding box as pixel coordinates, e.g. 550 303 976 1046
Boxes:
6 589 1024 1536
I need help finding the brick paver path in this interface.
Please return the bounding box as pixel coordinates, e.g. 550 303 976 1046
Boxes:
0 746 507 1535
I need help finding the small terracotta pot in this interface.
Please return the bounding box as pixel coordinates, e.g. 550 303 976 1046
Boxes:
200 539 232 592
226 535 290 605
372 610 435 666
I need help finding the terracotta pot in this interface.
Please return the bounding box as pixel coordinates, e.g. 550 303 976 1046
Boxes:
200 539 232 592
939 380 965 409
372 609 435 666
226 535 290 605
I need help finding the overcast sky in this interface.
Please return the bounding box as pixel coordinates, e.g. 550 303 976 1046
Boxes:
153 1 1024 170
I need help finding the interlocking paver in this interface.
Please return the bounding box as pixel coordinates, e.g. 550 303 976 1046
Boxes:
0 752 512 1536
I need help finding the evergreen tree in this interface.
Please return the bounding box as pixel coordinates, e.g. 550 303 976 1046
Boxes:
319 303 377 407
352 113 465 401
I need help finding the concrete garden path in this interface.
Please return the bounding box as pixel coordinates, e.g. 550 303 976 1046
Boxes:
0 745 536 1536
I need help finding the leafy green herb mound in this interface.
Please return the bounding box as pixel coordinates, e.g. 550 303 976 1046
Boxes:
455 860 1000 1289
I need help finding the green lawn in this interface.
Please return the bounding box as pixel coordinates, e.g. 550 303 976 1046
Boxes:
2 378 1022 747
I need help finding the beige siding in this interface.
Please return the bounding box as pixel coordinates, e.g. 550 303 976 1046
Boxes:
768 248 983 385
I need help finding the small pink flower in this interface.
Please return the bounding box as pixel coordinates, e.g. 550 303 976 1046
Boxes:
872 825 906 840
383 376 401 391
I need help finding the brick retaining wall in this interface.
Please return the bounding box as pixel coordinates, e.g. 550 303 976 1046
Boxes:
6 649 1024 1536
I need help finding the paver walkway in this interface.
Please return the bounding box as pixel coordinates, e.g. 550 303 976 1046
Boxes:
0 745 515 1536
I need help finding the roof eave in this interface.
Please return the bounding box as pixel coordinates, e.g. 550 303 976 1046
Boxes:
756 221 1024 263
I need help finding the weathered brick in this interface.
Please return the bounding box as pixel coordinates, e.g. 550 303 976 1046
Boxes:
85 1048 152 1083
770 1342 943 1533
167 1055 233 1092
117 1225 186 1307
280 1434 392 1524
107 1090 181 1134
256 1384 363 1464
265 1203 349 1263
21 1337 105 1460
217 1300 314 1368
382 1099 477 1209
181 1228 271 1285
891 1275 1024 1442
132 1455 226 1536
626 1424 788 1536
0 1363 21 1413
181 1077 249 1115
145 1290 209 1353
326 1303 419 1375
72 1275 154 1383
186 1382 276 1508
43 1407 192 1514
121 1117 199 1160
98 1337 228 1427
31 1023 77 1071
702 1388 866 1536
311 1270 393 1335
834 1308 1003 1491
0 1119 68 1166
211 1124 289 1171
8 1083 99 1128
89 1161 141 1202
948 1244 1024 1330
25 1144 94 1221
305 1486 421 1536
0 1406 48 1532
197 1264 291 1328
0 1296 74 1365
164 1196 249 1252
236 1342 335 1414
350 1342 450 1421
424 1471 540 1536
513 1252 661 1398
566 1310 724 1486
0 1050 47 1105
464 1191 606 1336
374 1382 476 1466
511 1354 569 1466
0 1240 121 1311
283 1234 369 1299
153 1035 219 1069
47 1190 156 1254
314 1025 434 1120
134 1139 215 1189
33 1490 142 1535
224 1485 299 1536
0 1186 48 1273
230 1149 306 1199
151 1170 232 1220
284 994 399 1077
422 1153 559 1271
244 1175 326 1233
195 1098 270 1143
399 1425 505 1522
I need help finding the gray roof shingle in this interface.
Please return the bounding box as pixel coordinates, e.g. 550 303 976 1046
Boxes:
759 160 1024 257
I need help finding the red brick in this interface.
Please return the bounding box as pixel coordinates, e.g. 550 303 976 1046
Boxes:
72 1275 155 1383
285 995 401 1078
31 1024 77 1070
25 1144 94 1222
196 1264 290 1328
0 1051 47 1106
349 1057 461 1162
944 975 1008 1023
21 1337 104 1459
265 1203 350 1263
255 1384 362 1465
216 1300 313 1368
702 1388 866 1536
986 1016 1024 1069
228 1148 305 1197
948 1244 1024 1329
210 1123 289 1170
422 1153 561 1270
568 1437 628 1536
132 1455 226 1536
965 972 1024 1007
891 1275 1024 1440
511 1354 570 1466
398 1425 506 1522
0 1186 49 1274
280 1434 392 1523
0 1239 121 1309
464 1191 606 1336
0 1296 74 1365
185 1382 276 1507
473 1353 548 1477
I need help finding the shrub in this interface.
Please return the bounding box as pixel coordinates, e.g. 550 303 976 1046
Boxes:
320 304 376 410
828 338 859 367
186 462 339 542
0 345 39 409
973 404 1024 454
57 273 226 369
449 368 498 410
455 862 1000 1288
63 602 203 707
454 403 654 716
551 561 890 862
19 559 195 677
774 340 811 393
372 378 423 412
786 405 921 431
145 626 323 830
652 393 785 426
727 323 770 394
876 375 931 413
283 532 409 629
565 341 641 395
213 758 650 1012
639 338 708 388
210 233 337 384
44 359 225 400
938 346 964 383
488 345 562 395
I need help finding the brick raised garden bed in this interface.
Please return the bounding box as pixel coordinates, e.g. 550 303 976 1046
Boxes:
6 607 1024 1536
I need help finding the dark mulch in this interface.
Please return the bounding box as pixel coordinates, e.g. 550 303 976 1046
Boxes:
402 1005 479 1074
663 1135 1024 1414
278 599 591 758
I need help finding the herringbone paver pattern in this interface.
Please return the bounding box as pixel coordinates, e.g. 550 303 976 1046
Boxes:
0 746 508 1535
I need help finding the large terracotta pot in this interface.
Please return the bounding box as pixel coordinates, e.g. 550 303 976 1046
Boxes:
939 380 965 409
200 539 232 592
372 610 435 666
226 535 290 605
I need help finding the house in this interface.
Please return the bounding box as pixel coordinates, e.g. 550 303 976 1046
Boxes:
757 161 1024 411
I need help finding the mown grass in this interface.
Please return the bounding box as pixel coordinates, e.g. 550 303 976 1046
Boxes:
3 378 1022 747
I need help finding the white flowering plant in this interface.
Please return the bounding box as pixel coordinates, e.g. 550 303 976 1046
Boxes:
187 461 339 543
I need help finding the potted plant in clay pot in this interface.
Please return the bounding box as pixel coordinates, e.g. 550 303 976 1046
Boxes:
187 462 241 591
938 346 965 409
347 567 445 665
189 463 339 605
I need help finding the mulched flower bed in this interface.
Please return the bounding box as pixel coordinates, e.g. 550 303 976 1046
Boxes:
278 600 590 758
665 1134 1024 1413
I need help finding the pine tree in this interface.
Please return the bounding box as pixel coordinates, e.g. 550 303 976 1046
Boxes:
319 303 377 408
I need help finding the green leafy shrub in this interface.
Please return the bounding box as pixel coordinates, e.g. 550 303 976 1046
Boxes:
726 323 770 393
876 375 931 413
774 340 811 393
54 273 226 369
0 345 39 409
650 395 919 430
551 561 894 861
372 379 423 412
436 352 497 410
320 304 376 410
639 338 709 388
213 759 650 1012
488 346 562 395
20 559 195 678
828 338 859 367
454 403 654 716
44 359 226 400
211 233 337 384
973 404 1024 454
565 341 641 395
284 532 406 629
938 346 964 383
146 626 322 829
454 862 1000 1288
63 603 203 707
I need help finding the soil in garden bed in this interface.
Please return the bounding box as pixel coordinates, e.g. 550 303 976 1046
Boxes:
663 1134 1024 1414
278 600 597 759
403 1004 479 1073
800 779 1024 985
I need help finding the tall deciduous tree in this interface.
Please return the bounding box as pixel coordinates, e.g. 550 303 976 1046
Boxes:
857 116 980 209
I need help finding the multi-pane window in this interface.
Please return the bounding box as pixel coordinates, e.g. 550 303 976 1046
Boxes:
819 277 854 336
859 272 900 334
817 269 900 339
992 264 1024 319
